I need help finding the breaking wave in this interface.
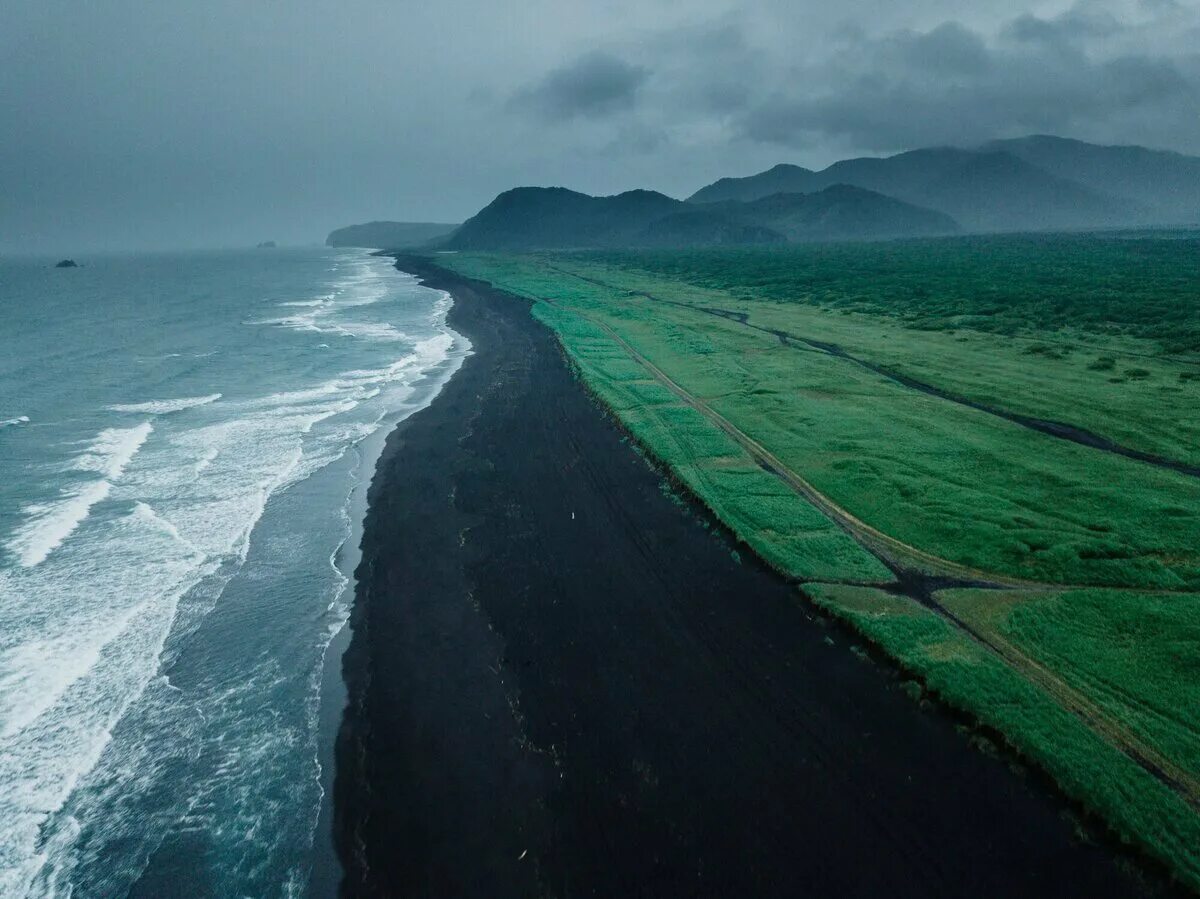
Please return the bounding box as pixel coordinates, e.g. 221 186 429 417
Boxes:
108 394 222 415
6 423 153 568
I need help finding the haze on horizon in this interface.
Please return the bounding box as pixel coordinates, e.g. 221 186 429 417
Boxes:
3 0 1199 254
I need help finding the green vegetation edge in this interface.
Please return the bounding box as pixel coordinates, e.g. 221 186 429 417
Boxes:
429 250 1200 892
806 583 1200 891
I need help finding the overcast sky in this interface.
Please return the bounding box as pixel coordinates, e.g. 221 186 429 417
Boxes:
3 0 1198 252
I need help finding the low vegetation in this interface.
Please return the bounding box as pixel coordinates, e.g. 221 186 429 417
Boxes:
433 232 1200 889
589 235 1200 352
805 583 1200 888
941 588 1200 780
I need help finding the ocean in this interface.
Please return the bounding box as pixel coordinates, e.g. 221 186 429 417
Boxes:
0 248 468 897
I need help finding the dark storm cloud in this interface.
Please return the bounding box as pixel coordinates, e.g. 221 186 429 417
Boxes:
733 8 1200 152
507 2 1199 160
1005 9 1121 44
509 51 650 121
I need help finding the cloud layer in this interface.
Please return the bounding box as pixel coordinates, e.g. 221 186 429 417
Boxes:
509 52 650 120
3 0 1199 251
733 10 1200 151
509 1 1200 158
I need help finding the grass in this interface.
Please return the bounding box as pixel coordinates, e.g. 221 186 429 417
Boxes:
447 249 1200 590
433 234 1200 889
805 583 1200 888
941 588 1200 782
571 247 1200 468
533 301 889 583
587 235 1200 353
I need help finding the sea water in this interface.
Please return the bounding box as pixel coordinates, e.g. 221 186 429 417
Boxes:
0 248 468 897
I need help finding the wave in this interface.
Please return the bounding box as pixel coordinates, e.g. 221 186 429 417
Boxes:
252 314 409 343
0 506 201 741
0 250 470 894
6 423 152 568
0 501 211 896
72 422 153 479
131 501 201 555
1 416 30 428
329 322 408 342
7 480 115 570
253 257 412 342
193 446 220 476
108 394 221 415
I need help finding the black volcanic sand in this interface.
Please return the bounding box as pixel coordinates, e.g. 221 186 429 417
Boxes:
333 258 1179 898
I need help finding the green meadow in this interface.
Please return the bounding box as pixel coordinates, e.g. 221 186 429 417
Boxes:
434 234 1200 889
805 583 1200 889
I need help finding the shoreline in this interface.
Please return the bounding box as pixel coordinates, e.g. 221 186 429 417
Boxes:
309 264 470 898
332 256 1180 897
307 426 383 899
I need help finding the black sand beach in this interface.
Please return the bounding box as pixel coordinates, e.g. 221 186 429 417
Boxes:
332 258 1177 898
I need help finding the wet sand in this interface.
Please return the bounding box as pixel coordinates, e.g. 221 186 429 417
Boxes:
332 257 1179 898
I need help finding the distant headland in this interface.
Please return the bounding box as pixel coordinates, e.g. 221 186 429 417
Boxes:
325 221 459 250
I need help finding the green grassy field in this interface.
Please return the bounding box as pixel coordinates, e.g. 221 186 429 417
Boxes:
575 258 1200 469
432 234 1200 889
805 583 1200 888
589 236 1200 352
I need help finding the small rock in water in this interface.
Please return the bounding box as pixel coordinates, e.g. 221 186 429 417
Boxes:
55 259 78 268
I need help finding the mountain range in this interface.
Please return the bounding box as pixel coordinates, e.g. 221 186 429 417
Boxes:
441 183 957 250
326 135 1200 251
690 135 1200 233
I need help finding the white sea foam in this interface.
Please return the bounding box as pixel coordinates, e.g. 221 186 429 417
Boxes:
194 445 220 476
252 256 412 342
0 505 199 740
0 250 471 896
329 322 408 341
0 501 210 896
73 422 154 479
108 394 221 414
252 314 409 343
1 416 30 428
6 423 152 568
6 480 113 569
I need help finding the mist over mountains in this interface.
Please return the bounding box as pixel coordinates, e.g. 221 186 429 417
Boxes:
690 135 1200 233
326 221 458 249
984 136 1200 225
329 135 1200 251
